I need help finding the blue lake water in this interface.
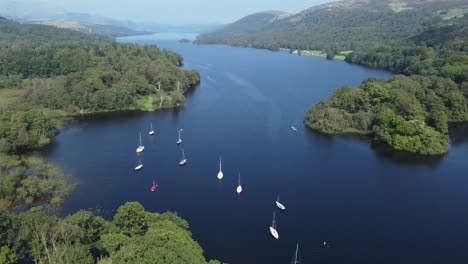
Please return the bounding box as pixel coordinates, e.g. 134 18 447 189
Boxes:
43 34 468 263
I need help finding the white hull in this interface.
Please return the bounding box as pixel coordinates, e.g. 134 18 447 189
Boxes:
134 164 143 171
176 139 182 145
269 227 279 239
236 185 242 194
136 146 145 153
149 131 155 135
217 171 223 180
276 201 286 211
179 159 187 166
291 126 297 131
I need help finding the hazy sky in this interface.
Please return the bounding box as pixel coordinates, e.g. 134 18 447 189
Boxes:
42 0 335 24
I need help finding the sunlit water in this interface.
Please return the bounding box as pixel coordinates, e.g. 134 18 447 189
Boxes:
42 34 468 264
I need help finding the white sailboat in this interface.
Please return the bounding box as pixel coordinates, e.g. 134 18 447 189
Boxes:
291 244 300 264
291 125 297 131
276 195 286 211
176 129 182 145
149 122 155 135
179 148 187 166
217 156 223 180
134 159 143 171
236 174 242 194
136 132 144 153
269 211 279 239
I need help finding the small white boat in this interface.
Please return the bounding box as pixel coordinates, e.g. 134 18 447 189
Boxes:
176 129 182 145
179 148 187 166
217 156 223 180
149 122 155 135
291 244 300 264
236 174 242 194
136 132 144 153
291 125 297 131
269 211 279 239
134 159 143 171
276 195 286 211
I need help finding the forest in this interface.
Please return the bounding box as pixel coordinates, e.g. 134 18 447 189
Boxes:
0 17 215 263
304 9 467 154
0 202 220 264
196 0 468 56
305 75 467 155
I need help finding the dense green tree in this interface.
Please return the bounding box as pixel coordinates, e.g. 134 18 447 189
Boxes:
0 202 220 263
305 75 467 155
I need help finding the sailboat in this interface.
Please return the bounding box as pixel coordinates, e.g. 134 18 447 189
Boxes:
151 180 157 192
136 132 144 153
269 211 279 239
291 124 298 131
149 122 155 135
291 244 300 264
179 148 187 166
176 129 182 145
236 174 242 194
217 156 223 180
134 159 143 171
276 195 286 211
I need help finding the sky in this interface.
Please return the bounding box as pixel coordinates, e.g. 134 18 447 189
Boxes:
40 0 335 24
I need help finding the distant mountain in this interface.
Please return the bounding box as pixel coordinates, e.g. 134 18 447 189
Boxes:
0 0 151 37
40 21 151 37
0 0 221 37
0 16 109 45
196 0 468 52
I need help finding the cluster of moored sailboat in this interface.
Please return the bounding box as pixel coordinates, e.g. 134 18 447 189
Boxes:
133 125 187 191
133 122 301 262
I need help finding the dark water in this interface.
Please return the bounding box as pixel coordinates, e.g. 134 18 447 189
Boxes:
43 34 468 264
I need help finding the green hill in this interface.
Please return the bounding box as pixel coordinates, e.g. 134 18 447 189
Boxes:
196 0 468 53
0 16 109 45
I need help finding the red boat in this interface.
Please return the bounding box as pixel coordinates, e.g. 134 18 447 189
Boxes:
151 180 157 192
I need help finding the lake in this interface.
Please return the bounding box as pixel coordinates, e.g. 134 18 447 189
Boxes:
43 34 468 264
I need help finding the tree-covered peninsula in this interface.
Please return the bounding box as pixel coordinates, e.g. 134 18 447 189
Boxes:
0 17 200 115
305 75 467 155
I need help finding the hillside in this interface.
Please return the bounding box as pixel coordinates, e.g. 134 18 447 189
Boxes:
0 16 110 45
196 0 468 53
41 21 151 37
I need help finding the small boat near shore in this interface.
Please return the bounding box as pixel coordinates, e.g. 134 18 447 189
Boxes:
136 132 144 153
149 122 155 136
176 129 183 145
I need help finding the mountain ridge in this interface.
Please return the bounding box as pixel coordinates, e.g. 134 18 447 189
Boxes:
196 0 468 52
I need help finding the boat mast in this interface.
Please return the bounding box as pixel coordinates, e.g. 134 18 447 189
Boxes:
178 129 182 140
151 122 153 130
182 149 185 160
238 174 241 185
272 212 276 229
291 244 299 264
139 132 142 146
219 156 222 171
